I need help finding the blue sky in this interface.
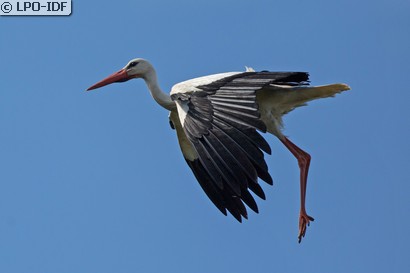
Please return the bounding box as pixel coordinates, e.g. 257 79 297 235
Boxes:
0 0 409 272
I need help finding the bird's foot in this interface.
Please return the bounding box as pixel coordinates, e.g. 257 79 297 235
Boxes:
298 212 314 243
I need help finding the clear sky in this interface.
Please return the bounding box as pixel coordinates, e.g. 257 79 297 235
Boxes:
0 0 409 272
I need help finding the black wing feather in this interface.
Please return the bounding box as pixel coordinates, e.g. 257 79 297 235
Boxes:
201 134 243 195
194 140 225 189
209 127 257 182
211 117 272 185
241 188 259 213
186 159 227 215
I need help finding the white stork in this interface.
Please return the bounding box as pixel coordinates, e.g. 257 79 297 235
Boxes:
87 58 350 242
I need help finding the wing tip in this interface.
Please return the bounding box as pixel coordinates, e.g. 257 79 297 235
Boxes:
341 83 351 91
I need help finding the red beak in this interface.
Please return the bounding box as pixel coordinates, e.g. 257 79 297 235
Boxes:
87 68 130 91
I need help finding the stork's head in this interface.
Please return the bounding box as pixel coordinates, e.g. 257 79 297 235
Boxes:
87 58 153 91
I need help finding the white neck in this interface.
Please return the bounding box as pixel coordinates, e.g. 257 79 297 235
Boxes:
143 69 175 111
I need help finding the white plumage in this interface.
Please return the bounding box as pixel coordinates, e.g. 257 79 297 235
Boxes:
171 72 241 94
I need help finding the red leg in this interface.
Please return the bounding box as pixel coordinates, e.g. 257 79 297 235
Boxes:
280 137 315 243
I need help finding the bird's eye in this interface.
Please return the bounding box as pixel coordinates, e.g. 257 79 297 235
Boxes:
128 62 138 68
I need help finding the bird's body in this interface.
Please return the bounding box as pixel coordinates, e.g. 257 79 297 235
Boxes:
87 58 350 242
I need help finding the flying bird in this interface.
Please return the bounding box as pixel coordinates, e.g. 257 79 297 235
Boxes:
87 58 350 242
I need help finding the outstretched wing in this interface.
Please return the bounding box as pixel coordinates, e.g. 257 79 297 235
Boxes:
170 71 309 221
